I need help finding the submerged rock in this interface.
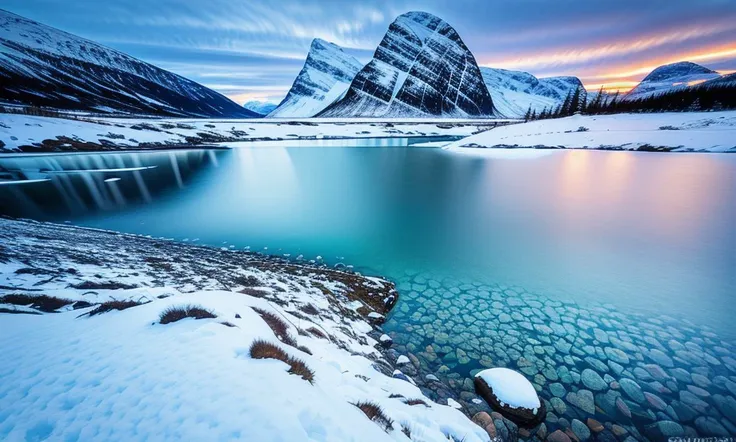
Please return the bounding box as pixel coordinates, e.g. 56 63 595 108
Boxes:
581 369 607 391
474 368 545 427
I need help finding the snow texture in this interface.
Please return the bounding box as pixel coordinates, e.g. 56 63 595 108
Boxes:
475 368 541 410
268 39 363 118
320 12 496 118
0 217 490 442
445 111 736 153
0 10 255 118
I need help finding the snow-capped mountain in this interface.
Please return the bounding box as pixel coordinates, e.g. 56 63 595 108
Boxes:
0 9 256 117
268 39 363 118
480 67 584 118
624 62 721 101
243 101 277 116
319 12 495 118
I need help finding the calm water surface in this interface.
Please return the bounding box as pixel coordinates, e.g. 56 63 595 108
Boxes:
2 142 735 437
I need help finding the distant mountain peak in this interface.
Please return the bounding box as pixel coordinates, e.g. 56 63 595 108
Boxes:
319 11 495 117
626 61 721 100
267 38 363 117
642 61 716 83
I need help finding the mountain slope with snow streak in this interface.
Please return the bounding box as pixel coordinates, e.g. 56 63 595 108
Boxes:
0 9 256 117
268 39 363 118
480 67 583 118
319 12 495 118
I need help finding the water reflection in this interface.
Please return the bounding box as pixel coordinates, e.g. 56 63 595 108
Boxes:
0 149 224 219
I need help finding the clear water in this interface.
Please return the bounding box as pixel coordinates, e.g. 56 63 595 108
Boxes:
2 143 735 438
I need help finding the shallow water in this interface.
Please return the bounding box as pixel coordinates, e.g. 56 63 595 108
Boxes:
2 142 735 438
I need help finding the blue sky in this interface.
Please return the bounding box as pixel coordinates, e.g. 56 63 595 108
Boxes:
5 0 736 104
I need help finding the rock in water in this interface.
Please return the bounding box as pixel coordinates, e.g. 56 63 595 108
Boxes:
320 11 496 118
474 368 545 426
268 39 363 117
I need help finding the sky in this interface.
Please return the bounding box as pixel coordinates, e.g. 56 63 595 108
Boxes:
4 0 736 104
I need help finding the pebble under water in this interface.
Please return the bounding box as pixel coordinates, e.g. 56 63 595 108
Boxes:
383 268 736 440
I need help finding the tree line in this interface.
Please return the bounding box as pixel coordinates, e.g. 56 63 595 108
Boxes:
524 81 736 122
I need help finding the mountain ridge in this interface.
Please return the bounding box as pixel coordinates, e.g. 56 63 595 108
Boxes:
319 11 496 118
0 9 256 117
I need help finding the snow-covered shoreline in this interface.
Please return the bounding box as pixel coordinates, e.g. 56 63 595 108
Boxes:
0 113 511 153
0 217 492 441
445 111 736 153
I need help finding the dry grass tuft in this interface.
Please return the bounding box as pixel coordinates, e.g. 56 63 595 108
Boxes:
252 307 297 347
249 339 314 383
220 321 236 328
401 423 412 439
0 294 73 313
299 303 320 315
297 345 312 355
404 398 429 407
306 326 327 339
88 300 143 316
352 401 394 431
159 304 216 324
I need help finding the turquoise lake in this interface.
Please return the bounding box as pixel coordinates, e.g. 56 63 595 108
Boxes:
1 142 735 438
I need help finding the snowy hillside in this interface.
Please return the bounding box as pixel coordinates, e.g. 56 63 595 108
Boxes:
480 68 583 118
268 39 363 118
0 9 256 118
243 101 277 116
444 111 736 153
624 62 721 101
320 12 496 118
0 218 491 442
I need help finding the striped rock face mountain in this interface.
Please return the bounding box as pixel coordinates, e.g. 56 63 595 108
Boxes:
0 9 255 118
320 11 496 118
268 38 363 118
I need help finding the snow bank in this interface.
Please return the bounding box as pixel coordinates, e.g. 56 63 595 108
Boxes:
475 368 540 410
445 111 736 153
0 114 511 153
0 218 489 442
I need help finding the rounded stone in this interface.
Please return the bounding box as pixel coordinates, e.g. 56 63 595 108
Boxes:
620 378 646 403
572 419 591 441
474 368 545 427
581 369 607 391
548 429 572 442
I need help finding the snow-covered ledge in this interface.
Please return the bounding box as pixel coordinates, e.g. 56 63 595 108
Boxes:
0 217 489 441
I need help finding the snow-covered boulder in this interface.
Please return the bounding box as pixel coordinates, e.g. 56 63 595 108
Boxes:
474 368 545 426
320 11 496 118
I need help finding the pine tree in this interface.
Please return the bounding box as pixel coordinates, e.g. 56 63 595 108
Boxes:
570 87 582 115
530 109 537 120
561 91 573 116
524 105 532 122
